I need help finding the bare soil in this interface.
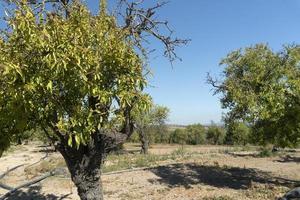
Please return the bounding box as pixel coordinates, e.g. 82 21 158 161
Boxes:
0 143 299 200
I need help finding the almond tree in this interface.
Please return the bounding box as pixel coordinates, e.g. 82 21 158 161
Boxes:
0 0 187 199
208 44 300 148
134 104 169 154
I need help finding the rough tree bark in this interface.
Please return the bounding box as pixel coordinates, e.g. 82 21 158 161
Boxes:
138 129 149 154
55 133 110 200
65 155 104 200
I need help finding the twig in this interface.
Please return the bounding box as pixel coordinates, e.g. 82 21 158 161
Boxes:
118 0 189 63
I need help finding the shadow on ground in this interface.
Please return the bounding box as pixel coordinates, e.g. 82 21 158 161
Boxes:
5 185 71 200
276 155 300 163
31 147 57 154
227 152 258 158
149 163 300 189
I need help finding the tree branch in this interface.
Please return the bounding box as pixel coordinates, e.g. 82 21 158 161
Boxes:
119 0 189 63
206 72 226 95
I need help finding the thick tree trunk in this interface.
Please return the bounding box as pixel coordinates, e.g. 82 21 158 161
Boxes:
138 129 149 154
140 138 149 154
56 136 106 200
72 167 103 200
61 151 104 200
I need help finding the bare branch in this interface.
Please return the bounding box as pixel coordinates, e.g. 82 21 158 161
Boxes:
206 72 226 95
41 126 56 144
119 0 190 63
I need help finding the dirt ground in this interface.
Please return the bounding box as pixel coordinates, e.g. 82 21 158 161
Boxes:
0 143 299 200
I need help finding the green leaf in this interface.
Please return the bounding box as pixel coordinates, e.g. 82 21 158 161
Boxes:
68 136 73 147
75 135 80 146
46 81 53 92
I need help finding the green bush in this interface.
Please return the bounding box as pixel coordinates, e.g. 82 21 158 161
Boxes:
169 129 188 144
206 124 226 145
225 121 251 145
257 146 275 157
186 124 206 145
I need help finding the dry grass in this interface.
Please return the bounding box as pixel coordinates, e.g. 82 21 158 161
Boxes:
24 157 66 178
23 147 199 175
0 143 299 200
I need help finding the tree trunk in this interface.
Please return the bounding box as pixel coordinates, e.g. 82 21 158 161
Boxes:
72 167 103 200
17 137 22 145
56 138 106 200
138 129 149 154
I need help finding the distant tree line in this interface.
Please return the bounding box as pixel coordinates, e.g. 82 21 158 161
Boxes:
132 44 300 151
128 121 252 146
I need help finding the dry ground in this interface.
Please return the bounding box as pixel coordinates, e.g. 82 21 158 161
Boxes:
0 143 299 200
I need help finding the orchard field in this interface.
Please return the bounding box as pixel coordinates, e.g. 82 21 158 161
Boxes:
0 142 299 200
1 1 300 200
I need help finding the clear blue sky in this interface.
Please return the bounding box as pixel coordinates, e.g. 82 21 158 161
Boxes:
1 0 300 125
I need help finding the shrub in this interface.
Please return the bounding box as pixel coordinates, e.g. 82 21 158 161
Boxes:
186 124 207 145
206 124 226 145
225 121 251 145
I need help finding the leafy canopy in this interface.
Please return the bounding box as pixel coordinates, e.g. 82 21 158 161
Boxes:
0 0 150 152
225 121 250 145
185 124 206 145
206 123 226 145
210 44 300 147
133 103 169 130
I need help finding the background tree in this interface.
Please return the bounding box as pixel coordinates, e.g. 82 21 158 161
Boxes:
186 124 206 145
0 1 187 199
134 104 169 154
225 120 250 145
206 122 226 145
169 128 188 145
151 106 170 143
208 44 300 148
0 133 10 157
